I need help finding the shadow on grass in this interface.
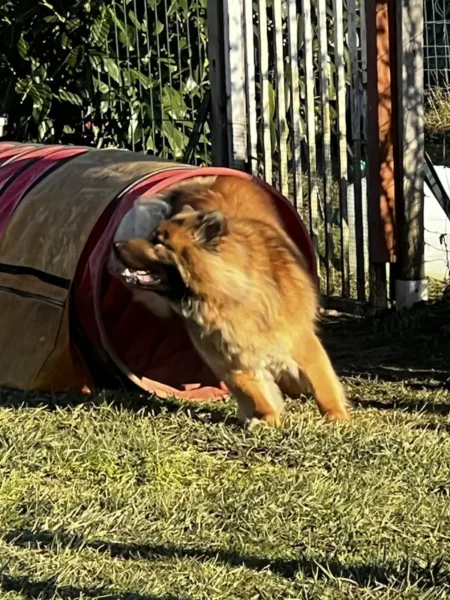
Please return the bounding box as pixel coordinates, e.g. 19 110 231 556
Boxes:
411 421 450 435
321 302 450 384
0 387 236 425
2 375 450 420
4 530 449 590
0 574 183 600
351 396 450 416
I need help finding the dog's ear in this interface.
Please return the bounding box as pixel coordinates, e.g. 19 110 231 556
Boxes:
178 204 196 215
194 210 227 246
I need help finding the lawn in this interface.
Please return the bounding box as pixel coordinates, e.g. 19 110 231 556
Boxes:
1 302 450 599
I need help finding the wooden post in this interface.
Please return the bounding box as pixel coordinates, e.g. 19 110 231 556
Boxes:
365 0 395 308
207 0 229 166
393 0 427 309
222 0 248 171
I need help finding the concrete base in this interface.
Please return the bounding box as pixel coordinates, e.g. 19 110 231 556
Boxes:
395 279 428 310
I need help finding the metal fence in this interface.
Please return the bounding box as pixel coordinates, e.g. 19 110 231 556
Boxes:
0 0 382 306
424 0 450 88
90 0 211 164
218 0 370 303
0 0 211 165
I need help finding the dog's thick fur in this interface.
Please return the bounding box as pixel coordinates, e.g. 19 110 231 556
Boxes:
114 176 349 427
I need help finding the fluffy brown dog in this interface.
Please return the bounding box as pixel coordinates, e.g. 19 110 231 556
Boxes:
114 176 349 427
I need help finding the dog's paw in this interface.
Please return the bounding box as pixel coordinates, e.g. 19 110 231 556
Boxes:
325 408 350 422
245 413 282 430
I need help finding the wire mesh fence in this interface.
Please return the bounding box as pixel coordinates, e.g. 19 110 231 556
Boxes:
424 0 450 88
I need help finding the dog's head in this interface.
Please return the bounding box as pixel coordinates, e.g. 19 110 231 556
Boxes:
113 206 228 297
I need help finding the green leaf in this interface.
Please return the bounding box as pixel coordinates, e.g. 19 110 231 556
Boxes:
103 57 122 84
127 10 141 31
130 69 152 89
29 82 52 119
162 87 187 120
268 81 276 124
38 119 49 140
161 120 189 158
118 27 135 51
66 17 82 32
90 13 110 46
89 52 103 70
17 34 30 60
154 20 164 35
95 79 110 93
108 8 134 50
59 89 84 106
60 32 70 50
67 47 84 69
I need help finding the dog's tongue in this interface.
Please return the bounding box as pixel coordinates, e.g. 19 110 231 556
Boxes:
121 268 154 285
136 271 154 284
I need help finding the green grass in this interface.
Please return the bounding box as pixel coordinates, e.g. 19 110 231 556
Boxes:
2 303 450 599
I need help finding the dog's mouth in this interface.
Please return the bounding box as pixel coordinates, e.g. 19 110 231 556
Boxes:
120 267 164 290
110 238 189 300
117 262 189 301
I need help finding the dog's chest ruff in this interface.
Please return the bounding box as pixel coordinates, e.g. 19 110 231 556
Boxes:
177 296 295 376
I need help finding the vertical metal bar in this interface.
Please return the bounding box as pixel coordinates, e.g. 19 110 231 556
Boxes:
133 0 145 152
112 3 124 117
360 0 370 291
303 0 321 283
143 0 157 152
332 0 350 297
103 28 113 148
223 0 248 170
207 0 229 166
122 0 135 152
257 0 272 182
348 0 366 300
244 0 258 175
287 0 303 211
273 0 289 196
195 0 208 164
175 5 186 144
154 4 166 156
317 0 334 295
186 4 197 161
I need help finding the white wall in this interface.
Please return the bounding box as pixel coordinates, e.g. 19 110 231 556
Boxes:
346 169 450 283
424 165 450 281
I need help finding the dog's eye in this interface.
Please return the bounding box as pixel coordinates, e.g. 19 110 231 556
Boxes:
153 230 175 253
158 230 169 243
151 230 166 244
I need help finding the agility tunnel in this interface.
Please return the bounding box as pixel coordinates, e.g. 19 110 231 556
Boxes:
0 142 316 401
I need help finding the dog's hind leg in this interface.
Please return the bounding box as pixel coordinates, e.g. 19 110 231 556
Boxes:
292 333 350 421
